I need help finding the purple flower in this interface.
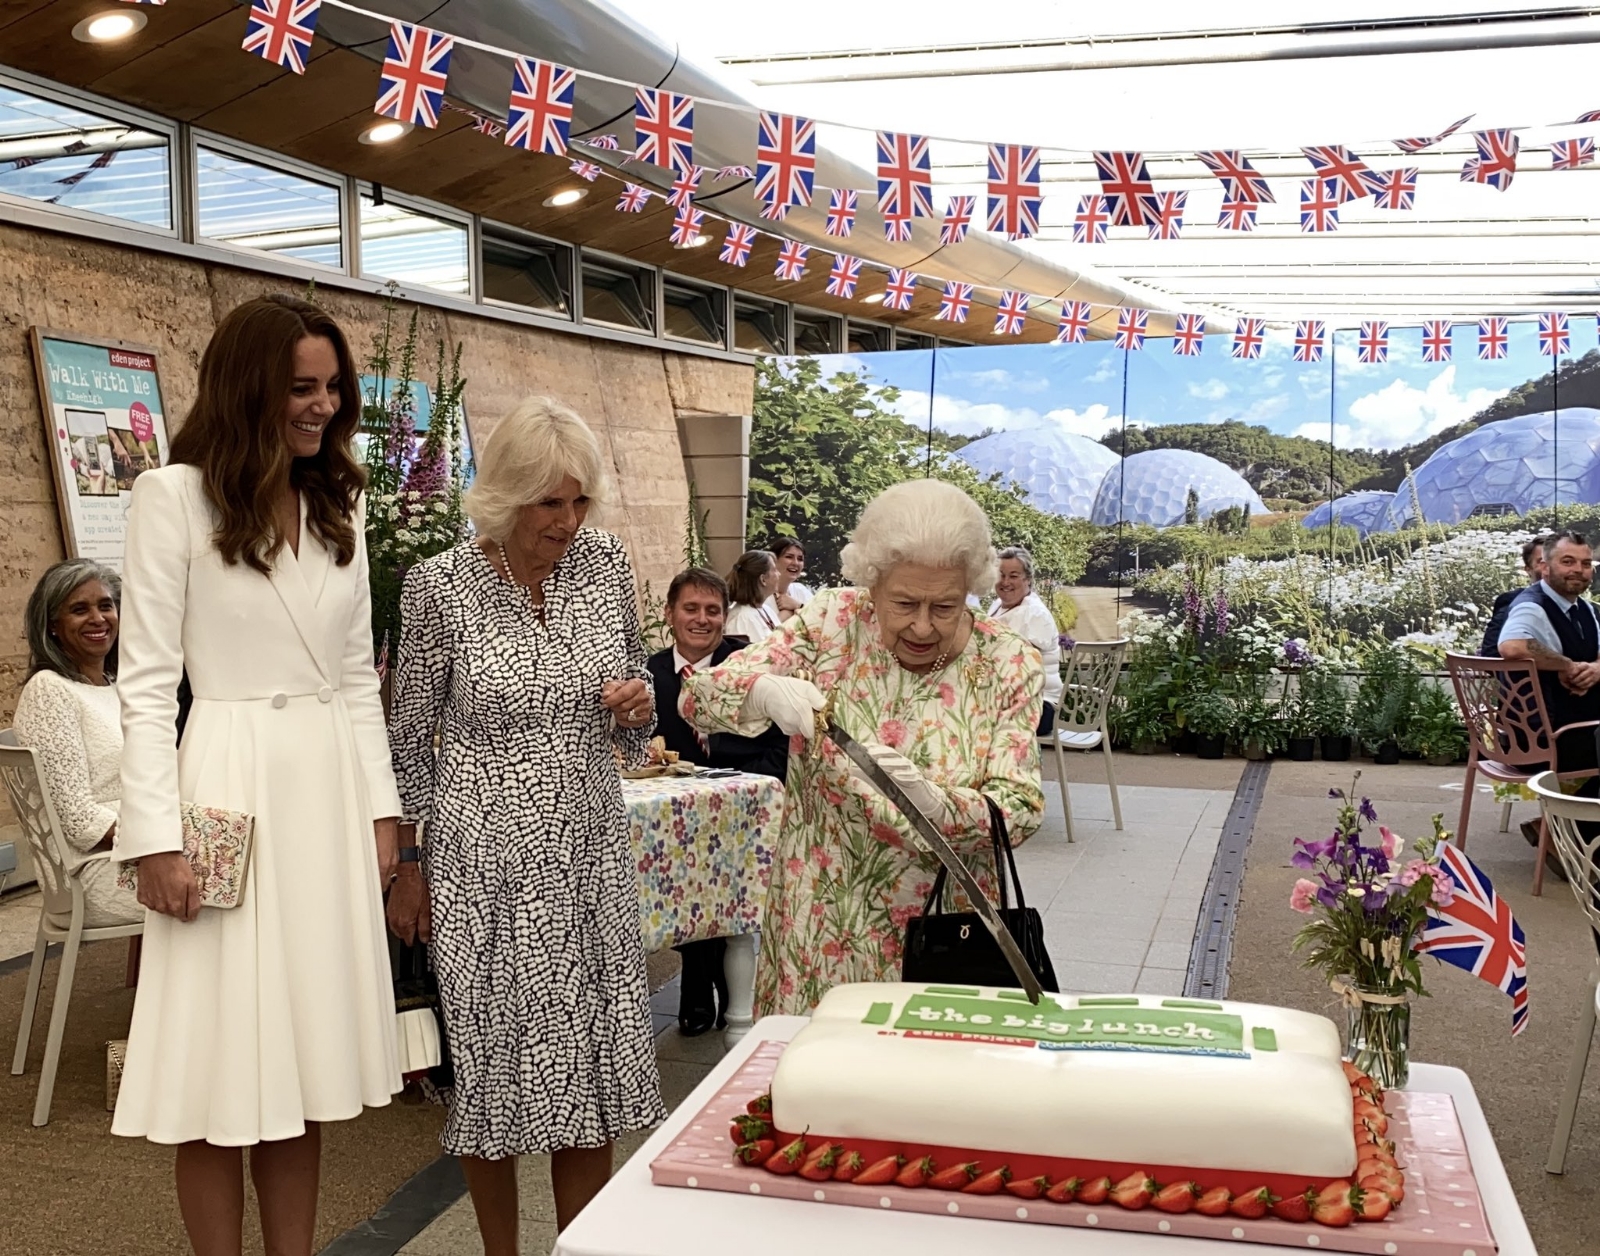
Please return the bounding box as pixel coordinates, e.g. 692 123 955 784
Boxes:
1359 798 1378 823
1058 633 1076 652
1282 638 1311 666
1328 788 1343 800
1294 835 1339 864
1183 576 1206 634
1315 885 1341 909
403 444 447 498
1213 587 1230 639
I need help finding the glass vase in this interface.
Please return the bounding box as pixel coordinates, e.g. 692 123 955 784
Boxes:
1342 982 1411 1090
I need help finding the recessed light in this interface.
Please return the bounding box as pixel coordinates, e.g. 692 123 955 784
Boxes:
863 292 886 304
687 234 709 247
542 188 588 208
73 10 145 42
359 120 411 146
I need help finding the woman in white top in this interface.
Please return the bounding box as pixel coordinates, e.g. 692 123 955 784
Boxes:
987 546 1064 734
725 550 780 644
767 538 813 621
12 558 141 927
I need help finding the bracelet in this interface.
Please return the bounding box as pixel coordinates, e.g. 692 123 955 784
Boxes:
397 846 422 863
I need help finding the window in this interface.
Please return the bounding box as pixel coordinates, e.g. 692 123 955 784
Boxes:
847 321 892 354
793 309 841 355
359 192 469 294
894 329 935 351
196 145 341 267
0 84 171 229
482 224 572 316
734 295 786 354
581 256 654 332
662 275 726 346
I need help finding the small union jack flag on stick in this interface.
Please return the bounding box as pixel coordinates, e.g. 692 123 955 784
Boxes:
1539 312 1570 357
669 205 704 248
825 254 861 299
1172 313 1205 356
1478 316 1509 360
241 0 320 75
1232 318 1265 360
666 166 702 208
1056 301 1092 344
1461 129 1519 190
1370 167 1418 211
569 160 601 181
719 223 756 267
1093 151 1156 227
986 144 1041 239
1421 320 1453 363
826 189 856 238
1217 199 1257 232
1144 189 1186 240
1294 320 1326 362
755 112 816 209
1302 144 1379 202
882 268 918 311
759 201 790 223
1415 842 1528 1036
937 281 972 323
1195 150 1274 203
1115 307 1149 351
883 214 913 243
1393 114 1472 153
774 240 809 281
635 88 694 171
375 21 453 129
504 57 574 155
876 132 933 221
1358 320 1390 364
941 196 975 245
1551 137 1595 171
1072 195 1109 244
994 290 1029 336
615 184 650 213
1300 178 1340 233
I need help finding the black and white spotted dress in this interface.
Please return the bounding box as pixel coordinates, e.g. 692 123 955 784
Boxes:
388 530 667 1158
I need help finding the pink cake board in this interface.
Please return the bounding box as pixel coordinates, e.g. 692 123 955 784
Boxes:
650 1041 1498 1256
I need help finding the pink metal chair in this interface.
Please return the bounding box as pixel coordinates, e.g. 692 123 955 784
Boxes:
1445 652 1600 896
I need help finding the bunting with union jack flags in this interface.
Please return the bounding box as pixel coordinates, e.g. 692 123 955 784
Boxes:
1392 114 1472 153
1196 150 1274 203
876 132 934 221
1461 129 1518 190
1478 316 1509 360
755 112 816 209
615 184 650 213
1093 151 1156 227
986 144 1041 239
1218 200 1257 232
825 253 860 298
668 205 704 248
504 57 574 155
994 291 1029 336
1145 190 1186 240
1115 307 1149 351
882 268 918 311
375 21 454 129
1073 195 1109 244
635 88 694 171
1370 167 1418 211
883 214 913 243
1232 318 1265 360
1551 137 1595 171
719 222 755 267
825 188 856 238
241 0 320 75
936 281 972 323
759 200 790 223
1414 842 1528 1036
1172 313 1205 356
1300 178 1340 233
666 166 701 208
774 240 809 282
941 196 975 245
1422 320 1453 363
1056 301 1092 344
1358 320 1390 364
1302 144 1379 202
1539 311 1570 357
1294 320 1326 362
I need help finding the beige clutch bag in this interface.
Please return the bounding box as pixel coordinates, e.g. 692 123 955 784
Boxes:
116 802 256 909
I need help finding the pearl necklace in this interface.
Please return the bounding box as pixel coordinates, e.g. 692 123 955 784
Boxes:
497 540 546 610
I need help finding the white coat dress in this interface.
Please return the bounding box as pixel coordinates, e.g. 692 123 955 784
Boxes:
111 464 404 1146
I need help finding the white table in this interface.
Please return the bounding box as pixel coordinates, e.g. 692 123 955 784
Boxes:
554 1017 1537 1256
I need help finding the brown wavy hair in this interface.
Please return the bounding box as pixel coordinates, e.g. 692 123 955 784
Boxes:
169 294 365 573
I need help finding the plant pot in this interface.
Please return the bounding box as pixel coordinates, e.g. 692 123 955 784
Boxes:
1372 741 1401 766
1172 731 1197 755
1320 734 1352 762
1340 981 1411 1090
1399 749 1422 761
1130 740 1167 756
1287 736 1316 762
1425 752 1455 767
1242 740 1267 761
1195 733 1226 760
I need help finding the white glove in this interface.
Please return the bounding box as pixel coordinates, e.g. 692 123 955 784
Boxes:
741 674 826 738
848 742 951 826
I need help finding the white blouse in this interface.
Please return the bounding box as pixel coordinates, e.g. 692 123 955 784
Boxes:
987 593 1064 709
725 601 777 645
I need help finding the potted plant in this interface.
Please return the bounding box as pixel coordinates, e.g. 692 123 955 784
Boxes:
1182 690 1235 760
1111 686 1173 755
1233 681 1285 761
1282 676 1317 761
1302 668 1352 761
1398 682 1469 767
1353 647 1418 765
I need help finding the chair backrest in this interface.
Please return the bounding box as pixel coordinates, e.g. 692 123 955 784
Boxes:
1444 652 1557 770
1054 639 1129 735
0 730 78 918
1528 771 1600 937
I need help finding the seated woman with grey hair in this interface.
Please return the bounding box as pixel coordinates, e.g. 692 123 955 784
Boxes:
12 558 141 926
681 478 1045 1015
385 397 666 1247
988 546 1064 734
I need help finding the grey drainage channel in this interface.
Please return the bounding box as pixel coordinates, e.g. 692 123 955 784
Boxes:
1184 759 1271 1001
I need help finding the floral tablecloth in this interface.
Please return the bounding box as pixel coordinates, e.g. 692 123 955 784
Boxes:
624 772 784 951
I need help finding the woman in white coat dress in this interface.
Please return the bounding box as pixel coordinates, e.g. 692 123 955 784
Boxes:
112 295 403 1256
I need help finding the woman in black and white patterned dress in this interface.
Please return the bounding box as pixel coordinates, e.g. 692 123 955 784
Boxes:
386 398 665 1249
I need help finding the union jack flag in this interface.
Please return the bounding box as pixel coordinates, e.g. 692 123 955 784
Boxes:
1422 320 1453 363
1551 137 1595 171
774 240 809 281
882 268 918 312
759 200 790 222
883 214 914 242
1293 320 1326 362
1056 300 1092 344
1358 320 1390 364
1115 307 1148 351
615 184 650 213
1461 129 1518 191
826 254 861 299
635 88 694 171
1415 842 1528 1036
755 112 816 209
503 57 574 155
587 134 619 150
719 222 756 267
1302 144 1379 202
876 132 933 220
375 21 453 129
471 115 503 139
1172 313 1205 356
936 281 972 323
1217 199 1257 232
1540 311 1570 357
986 144 1041 239
715 164 752 179
1232 318 1265 360
669 205 704 248
1370 167 1418 211
569 160 601 181
1478 316 1509 360
1072 195 1109 244
826 189 857 237
1195 150 1274 203
1300 178 1340 233
1393 114 1473 153
994 290 1028 336
1573 109 1600 123
241 0 320 75
666 166 701 208
1144 189 1186 240
1093 151 1156 227
941 195 975 245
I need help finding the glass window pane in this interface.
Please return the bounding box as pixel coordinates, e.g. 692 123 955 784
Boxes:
483 225 571 316
793 310 840 355
0 85 170 228
197 146 341 267
663 276 725 346
734 296 785 354
895 330 934 351
359 194 469 294
847 321 892 354
582 259 654 332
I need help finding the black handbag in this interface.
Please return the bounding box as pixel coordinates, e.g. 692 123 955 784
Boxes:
901 795 1059 993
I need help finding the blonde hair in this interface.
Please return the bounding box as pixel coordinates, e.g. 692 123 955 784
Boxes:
841 479 997 596
463 397 612 541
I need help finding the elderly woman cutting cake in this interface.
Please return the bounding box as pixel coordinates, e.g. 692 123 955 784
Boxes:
682 479 1045 1016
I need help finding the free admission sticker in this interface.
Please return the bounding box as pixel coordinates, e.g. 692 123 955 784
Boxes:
127 401 154 443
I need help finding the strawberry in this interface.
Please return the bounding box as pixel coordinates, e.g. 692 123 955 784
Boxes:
1075 1175 1112 1205
1044 1176 1080 1203
1270 1189 1313 1223
1357 1187 1392 1222
928 1162 979 1191
764 1134 809 1175
1006 1175 1051 1201
1311 1182 1356 1228
831 1150 866 1183
1110 1172 1157 1210
895 1155 936 1189
1195 1186 1232 1216
1229 1187 1273 1220
746 1093 772 1117
963 1167 1011 1195
1340 1060 1363 1085
1360 1173 1405 1204
1154 1181 1199 1213
1357 1157 1396 1181
735 1138 776 1166
729 1115 773 1145
799 1144 841 1182
854 1155 903 1186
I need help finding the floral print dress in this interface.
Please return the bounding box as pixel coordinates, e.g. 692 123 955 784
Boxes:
682 588 1044 1016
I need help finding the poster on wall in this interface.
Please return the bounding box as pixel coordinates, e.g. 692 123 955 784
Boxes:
29 328 171 571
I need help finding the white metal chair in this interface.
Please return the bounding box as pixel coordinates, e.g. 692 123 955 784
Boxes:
1 729 143 1126
1043 640 1128 843
1528 771 1600 1174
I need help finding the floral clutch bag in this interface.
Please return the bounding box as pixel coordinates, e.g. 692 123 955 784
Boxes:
116 802 256 910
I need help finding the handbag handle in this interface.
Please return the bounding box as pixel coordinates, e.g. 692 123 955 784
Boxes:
921 795 1027 917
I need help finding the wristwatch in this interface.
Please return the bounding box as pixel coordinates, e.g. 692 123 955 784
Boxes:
397 846 422 864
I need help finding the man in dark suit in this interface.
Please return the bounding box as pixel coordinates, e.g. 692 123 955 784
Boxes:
1480 535 1548 657
646 568 788 1035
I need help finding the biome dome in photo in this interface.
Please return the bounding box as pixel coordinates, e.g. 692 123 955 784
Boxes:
1301 491 1402 538
1090 448 1267 528
953 426 1121 519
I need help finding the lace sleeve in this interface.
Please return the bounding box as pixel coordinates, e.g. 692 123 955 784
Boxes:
13 674 120 854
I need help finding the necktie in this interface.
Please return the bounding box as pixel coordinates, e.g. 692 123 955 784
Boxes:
1572 602 1594 652
680 665 710 754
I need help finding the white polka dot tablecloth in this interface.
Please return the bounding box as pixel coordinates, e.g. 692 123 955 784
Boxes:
649 1043 1498 1254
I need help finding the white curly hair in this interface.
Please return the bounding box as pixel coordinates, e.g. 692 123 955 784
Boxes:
463 397 612 541
840 479 998 596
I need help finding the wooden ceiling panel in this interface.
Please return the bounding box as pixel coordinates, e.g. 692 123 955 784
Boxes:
195 47 380 148
90 11 292 121
0 0 223 84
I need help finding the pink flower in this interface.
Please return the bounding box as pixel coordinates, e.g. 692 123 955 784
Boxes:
1379 826 1401 860
1425 866 1456 908
1289 878 1319 914
879 718 909 748
1396 859 1430 888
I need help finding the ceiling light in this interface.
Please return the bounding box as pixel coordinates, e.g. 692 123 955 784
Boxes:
862 292 886 304
359 120 410 146
687 234 709 247
73 10 145 42
542 188 588 207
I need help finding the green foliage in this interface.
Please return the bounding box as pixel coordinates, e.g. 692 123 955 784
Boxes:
1352 646 1421 751
1300 668 1352 737
1398 682 1468 759
683 483 711 571
1232 675 1286 751
1180 688 1236 737
1040 584 1078 632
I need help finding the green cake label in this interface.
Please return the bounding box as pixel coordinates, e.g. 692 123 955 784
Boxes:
886 993 1247 1056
